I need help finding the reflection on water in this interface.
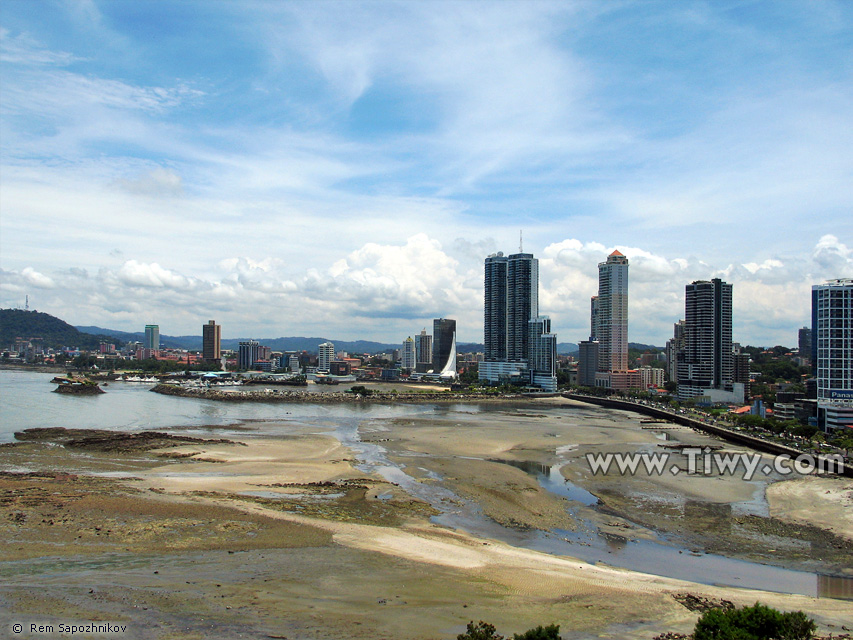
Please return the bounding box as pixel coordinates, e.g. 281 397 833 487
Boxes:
490 458 599 507
3 370 851 600
819 574 853 600
486 458 853 600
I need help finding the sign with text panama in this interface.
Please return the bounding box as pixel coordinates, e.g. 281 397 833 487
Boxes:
829 390 853 400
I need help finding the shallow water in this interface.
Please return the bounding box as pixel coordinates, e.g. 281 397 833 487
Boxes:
3 369 850 600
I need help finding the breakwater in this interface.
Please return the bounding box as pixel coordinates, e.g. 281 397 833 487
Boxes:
151 383 526 404
568 393 851 478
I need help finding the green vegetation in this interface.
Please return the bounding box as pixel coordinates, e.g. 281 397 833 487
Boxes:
459 363 479 384
0 308 119 350
456 621 560 640
347 385 374 396
693 602 815 640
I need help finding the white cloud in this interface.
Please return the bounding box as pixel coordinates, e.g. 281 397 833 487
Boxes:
20 267 56 289
117 261 194 290
3 235 843 348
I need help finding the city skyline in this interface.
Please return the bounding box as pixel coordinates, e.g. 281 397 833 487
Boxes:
1 2 851 346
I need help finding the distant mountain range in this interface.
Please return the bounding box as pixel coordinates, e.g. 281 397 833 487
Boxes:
2 310 663 355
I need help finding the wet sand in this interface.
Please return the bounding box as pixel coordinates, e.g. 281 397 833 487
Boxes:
2 399 852 639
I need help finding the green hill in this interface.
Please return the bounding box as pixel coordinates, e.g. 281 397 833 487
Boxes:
0 309 120 350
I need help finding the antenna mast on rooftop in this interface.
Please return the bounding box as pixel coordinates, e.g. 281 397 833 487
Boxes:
519 230 523 253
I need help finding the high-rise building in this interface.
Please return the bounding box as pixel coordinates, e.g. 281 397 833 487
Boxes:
318 342 335 372
507 253 539 363
480 248 556 390
528 316 557 392
432 318 457 377
484 253 508 361
401 336 416 371
414 328 433 365
144 324 160 351
798 326 812 364
589 296 599 341
595 251 628 373
238 340 259 370
812 279 853 431
676 278 742 403
202 320 221 364
665 320 686 383
578 340 599 387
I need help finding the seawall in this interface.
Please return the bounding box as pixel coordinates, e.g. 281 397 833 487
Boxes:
567 393 851 478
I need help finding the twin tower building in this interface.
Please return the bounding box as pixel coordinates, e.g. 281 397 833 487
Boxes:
480 251 558 391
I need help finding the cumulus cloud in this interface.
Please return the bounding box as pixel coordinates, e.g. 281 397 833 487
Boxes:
3 234 842 348
20 267 56 289
117 261 193 290
812 234 853 274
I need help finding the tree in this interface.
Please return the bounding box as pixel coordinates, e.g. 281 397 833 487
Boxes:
513 624 560 640
457 621 561 640
693 602 815 640
458 621 503 640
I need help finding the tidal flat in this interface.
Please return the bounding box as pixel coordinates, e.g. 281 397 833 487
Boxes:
1 393 851 639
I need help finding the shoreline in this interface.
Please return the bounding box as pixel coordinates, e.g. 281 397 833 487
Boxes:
150 382 546 404
3 387 852 638
569 393 852 478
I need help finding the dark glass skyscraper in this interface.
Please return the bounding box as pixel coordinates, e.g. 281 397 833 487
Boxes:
506 253 538 363
677 278 733 390
432 318 457 376
485 252 539 364
484 253 508 362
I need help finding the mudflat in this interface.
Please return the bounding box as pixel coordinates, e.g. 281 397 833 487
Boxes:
1 398 851 639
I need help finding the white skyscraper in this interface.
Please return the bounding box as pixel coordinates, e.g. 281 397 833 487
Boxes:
596 251 629 373
401 336 416 371
812 278 853 431
318 342 334 372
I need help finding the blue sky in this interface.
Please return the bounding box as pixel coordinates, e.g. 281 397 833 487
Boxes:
1 0 851 346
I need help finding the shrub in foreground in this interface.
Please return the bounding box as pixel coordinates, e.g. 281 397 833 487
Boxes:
693 602 816 640
457 621 561 640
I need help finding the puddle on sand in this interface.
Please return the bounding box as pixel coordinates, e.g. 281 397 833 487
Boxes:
489 458 853 600
309 415 853 601
489 459 598 507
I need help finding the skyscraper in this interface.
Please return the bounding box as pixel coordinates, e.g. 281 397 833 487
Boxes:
812 279 852 431
578 340 599 387
318 342 335 372
676 278 740 403
595 251 628 373
507 253 539 363
144 324 160 351
238 340 259 370
432 318 457 377
528 316 557 391
665 320 687 383
202 320 221 364
484 253 508 361
401 336 416 371
414 328 433 365
480 248 556 390
484 251 539 363
798 326 812 364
